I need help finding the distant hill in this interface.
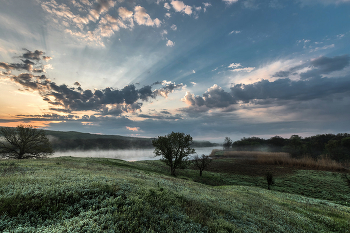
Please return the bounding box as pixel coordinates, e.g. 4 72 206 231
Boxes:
44 130 219 151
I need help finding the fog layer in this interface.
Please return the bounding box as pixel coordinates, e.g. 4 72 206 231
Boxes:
52 147 222 161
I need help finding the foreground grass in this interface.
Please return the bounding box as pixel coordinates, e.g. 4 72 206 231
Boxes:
0 157 350 232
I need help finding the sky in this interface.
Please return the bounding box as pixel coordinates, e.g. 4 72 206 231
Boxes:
0 0 350 142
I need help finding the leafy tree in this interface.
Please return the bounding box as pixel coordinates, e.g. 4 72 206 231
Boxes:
192 154 212 176
0 125 53 159
286 135 303 157
223 137 233 150
152 132 195 176
341 137 350 149
268 136 286 147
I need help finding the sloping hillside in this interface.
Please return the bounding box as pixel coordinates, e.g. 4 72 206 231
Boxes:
1 157 349 232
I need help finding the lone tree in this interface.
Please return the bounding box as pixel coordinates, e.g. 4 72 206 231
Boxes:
152 132 195 176
223 137 233 150
266 172 275 190
193 154 212 176
0 125 53 159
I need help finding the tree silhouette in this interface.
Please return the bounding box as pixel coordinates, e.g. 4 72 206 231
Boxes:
193 154 212 176
266 172 275 190
152 132 195 176
0 125 53 159
223 137 233 150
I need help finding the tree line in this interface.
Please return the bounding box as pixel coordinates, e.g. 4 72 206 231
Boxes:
223 134 350 162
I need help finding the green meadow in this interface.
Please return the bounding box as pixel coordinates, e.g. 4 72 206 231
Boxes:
1 156 350 233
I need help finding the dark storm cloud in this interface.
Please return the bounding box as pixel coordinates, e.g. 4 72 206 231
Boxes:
273 54 350 79
184 76 350 110
21 59 35 65
0 49 50 73
138 113 183 120
182 84 236 109
14 113 76 122
299 55 350 80
12 74 42 90
21 49 44 61
11 79 185 115
311 55 350 73
5 66 184 114
49 108 72 113
0 62 12 70
100 103 143 116
0 61 32 72
42 56 52 62
183 54 350 112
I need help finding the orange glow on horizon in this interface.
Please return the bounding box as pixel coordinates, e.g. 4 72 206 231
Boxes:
0 120 58 129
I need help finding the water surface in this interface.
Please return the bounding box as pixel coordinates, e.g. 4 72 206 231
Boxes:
52 147 222 161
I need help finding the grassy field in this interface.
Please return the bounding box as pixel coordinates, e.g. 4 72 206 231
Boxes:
0 154 350 232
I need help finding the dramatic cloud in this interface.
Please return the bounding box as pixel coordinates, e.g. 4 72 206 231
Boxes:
183 55 350 111
273 54 350 80
138 113 182 120
12 76 181 113
182 84 236 109
0 49 51 73
41 0 163 46
0 50 185 116
171 1 192 15
183 75 350 111
310 55 350 73
41 0 90 29
22 49 44 61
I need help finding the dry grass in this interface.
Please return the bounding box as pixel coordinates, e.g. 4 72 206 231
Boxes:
210 150 347 172
255 154 346 171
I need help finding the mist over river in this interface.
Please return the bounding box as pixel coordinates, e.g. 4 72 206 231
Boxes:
52 147 222 161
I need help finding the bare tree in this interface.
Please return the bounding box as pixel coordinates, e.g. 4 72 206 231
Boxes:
152 132 195 176
0 125 53 159
193 154 212 176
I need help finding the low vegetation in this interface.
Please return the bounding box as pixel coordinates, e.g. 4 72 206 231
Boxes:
211 150 346 172
1 153 350 232
226 133 350 162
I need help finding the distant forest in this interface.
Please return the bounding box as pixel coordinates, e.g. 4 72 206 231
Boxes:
225 134 350 162
45 130 219 151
